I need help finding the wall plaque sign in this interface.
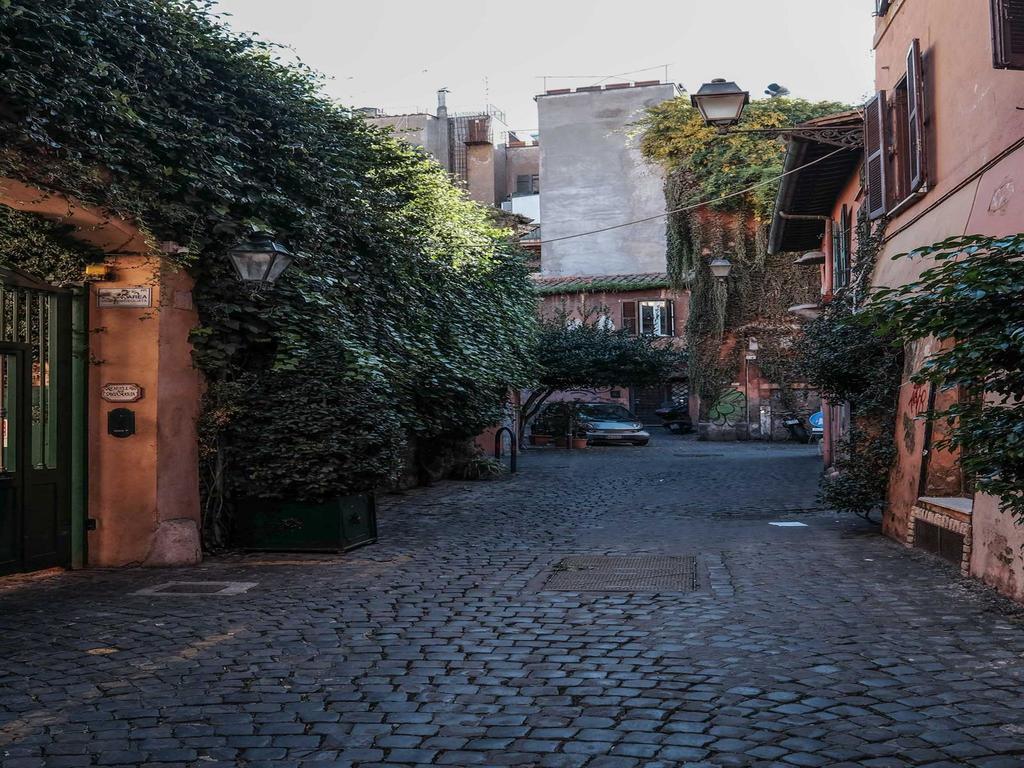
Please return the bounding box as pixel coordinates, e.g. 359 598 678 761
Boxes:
101 383 144 403
96 286 152 308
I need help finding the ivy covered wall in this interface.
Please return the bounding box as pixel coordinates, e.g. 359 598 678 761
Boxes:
0 0 536 546
638 98 847 420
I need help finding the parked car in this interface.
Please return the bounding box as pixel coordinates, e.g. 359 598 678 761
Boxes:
654 402 694 434
534 401 651 446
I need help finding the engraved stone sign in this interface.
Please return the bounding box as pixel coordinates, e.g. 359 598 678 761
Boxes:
96 286 152 308
101 383 144 403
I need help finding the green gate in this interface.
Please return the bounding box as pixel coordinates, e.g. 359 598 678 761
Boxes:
0 267 72 575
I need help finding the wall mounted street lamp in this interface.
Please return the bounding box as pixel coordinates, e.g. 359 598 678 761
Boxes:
226 231 294 286
691 78 863 149
690 79 750 128
709 257 733 280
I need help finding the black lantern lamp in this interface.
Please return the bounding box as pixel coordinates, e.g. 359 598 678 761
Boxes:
226 231 294 286
691 79 750 129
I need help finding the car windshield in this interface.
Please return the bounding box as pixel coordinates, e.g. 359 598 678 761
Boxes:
577 404 636 422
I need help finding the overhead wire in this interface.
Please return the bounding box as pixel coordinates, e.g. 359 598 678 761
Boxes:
536 144 850 245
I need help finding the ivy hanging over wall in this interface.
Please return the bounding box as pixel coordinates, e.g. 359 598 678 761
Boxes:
869 234 1024 523
639 98 845 417
0 0 536 548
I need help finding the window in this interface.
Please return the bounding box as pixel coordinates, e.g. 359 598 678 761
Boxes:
515 174 540 195
992 0 1024 69
832 205 852 291
864 38 927 219
622 300 675 337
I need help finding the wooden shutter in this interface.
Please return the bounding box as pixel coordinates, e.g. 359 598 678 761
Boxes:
864 91 888 220
907 39 927 192
664 300 675 337
622 301 638 334
992 0 1024 69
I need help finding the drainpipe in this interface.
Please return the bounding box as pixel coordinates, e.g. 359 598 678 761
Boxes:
778 212 833 301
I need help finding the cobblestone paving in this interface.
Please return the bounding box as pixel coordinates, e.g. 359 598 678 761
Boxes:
3 436 1024 768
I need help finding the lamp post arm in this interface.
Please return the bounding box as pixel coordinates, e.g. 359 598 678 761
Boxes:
715 125 864 150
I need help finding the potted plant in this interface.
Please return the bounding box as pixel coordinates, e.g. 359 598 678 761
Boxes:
235 494 378 553
531 433 553 446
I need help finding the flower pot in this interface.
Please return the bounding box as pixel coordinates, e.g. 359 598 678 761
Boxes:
572 437 589 449
531 434 553 446
234 493 377 552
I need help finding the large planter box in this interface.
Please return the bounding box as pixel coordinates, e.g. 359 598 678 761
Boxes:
235 494 377 553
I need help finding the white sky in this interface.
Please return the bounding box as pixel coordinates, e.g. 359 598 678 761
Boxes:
211 0 875 132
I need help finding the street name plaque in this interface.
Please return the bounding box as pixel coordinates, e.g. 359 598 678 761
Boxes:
101 383 144 403
96 286 152 308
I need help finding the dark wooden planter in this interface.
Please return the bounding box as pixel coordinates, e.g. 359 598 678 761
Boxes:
235 493 377 553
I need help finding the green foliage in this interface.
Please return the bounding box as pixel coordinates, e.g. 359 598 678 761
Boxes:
521 310 685 429
0 0 536 542
820 428 898 517
793 217 901 516
794 302 902 417
639 97 844 419
450 456 506 481
0 207 99 283
870 233 1024 522
639 97 850 219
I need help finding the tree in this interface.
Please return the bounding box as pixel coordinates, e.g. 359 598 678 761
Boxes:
521 311 685 435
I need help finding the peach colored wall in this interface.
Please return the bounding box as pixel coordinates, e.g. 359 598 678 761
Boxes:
87 256 202 567
873 0 1024 597
0 178 203 569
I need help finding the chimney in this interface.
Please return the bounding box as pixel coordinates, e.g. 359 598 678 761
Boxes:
436 88 449 118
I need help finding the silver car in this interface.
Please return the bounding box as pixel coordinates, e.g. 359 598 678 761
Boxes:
575 403 651 446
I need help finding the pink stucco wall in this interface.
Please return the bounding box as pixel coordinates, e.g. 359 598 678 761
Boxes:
872 0 1024 598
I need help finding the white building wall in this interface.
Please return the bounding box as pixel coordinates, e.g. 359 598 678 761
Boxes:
537 83 678 276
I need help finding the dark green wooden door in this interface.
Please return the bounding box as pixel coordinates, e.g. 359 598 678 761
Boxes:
0 269 72 575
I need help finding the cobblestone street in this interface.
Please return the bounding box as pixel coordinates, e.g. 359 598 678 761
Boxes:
3 436 1024 768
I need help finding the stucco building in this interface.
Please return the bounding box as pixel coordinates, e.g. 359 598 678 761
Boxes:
770 0 1024 601
529 82 688 422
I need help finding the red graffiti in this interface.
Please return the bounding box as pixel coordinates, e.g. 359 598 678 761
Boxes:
907 384 928 415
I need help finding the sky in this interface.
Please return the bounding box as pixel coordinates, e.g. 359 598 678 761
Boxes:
210 0 875 133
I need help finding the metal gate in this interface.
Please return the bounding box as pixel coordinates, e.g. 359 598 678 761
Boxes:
0 267 71 575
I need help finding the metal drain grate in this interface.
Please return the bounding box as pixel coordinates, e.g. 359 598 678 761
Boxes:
134 581 258 596
543 556 698 592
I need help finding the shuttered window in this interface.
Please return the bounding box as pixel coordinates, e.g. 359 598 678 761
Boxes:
992 0 1024 69
638 300 675 337
864 91 888 220
622 301 638 334
907 39 927 192
832 205 852 291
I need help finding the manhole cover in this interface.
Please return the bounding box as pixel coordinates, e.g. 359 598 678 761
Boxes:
133 581 258 596
673 453 724 458
543 556 698 592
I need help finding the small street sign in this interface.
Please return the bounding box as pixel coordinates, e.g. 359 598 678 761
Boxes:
101 383 144 403
96 286 152 308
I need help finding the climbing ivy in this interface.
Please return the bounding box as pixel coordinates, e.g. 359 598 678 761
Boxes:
0 0 536 547
793 216 902 517
639 98 846 418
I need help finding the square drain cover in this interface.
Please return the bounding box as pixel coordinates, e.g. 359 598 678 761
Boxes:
543 556 698 592
134 581 257 596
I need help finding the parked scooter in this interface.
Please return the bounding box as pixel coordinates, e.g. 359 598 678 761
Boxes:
654 403 694 434
780 413 811 443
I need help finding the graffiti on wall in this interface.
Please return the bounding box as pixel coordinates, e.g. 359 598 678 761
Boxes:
708 388 746 426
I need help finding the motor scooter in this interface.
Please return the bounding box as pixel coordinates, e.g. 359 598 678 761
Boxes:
654 403 694 434
781 413 811 443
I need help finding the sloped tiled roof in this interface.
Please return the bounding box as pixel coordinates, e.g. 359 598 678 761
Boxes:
532 272 674 296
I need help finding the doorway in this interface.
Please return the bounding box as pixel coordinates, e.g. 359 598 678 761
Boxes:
0 270 72 575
